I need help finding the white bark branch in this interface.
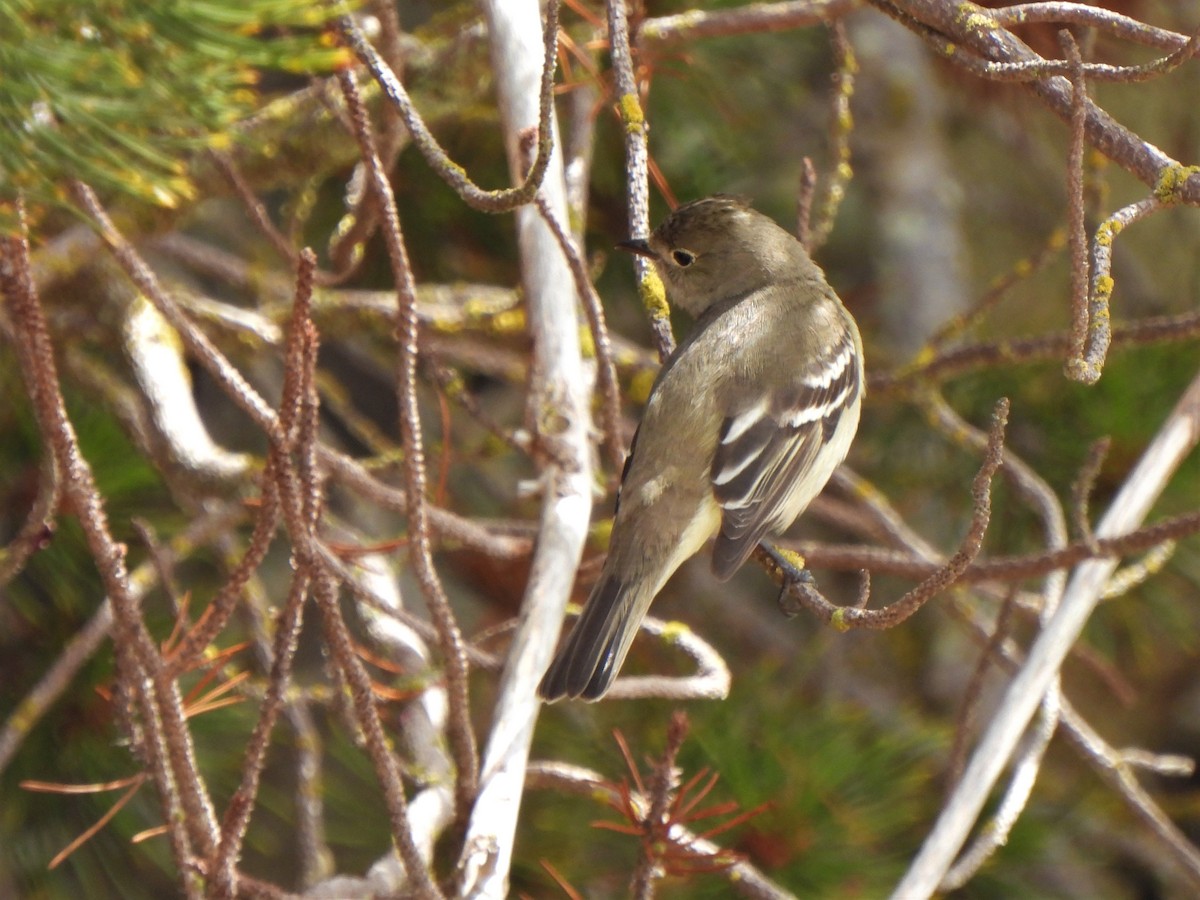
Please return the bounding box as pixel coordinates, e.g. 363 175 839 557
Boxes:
894 366 1200 898
459 3 592 898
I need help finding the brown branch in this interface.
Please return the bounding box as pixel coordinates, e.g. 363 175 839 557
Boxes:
770 398 1010 629
792 505 1200 585
336 69 478 831
870 0 1200 84
871 308 1200 393
534 194 626 476
880 0 1200 205
3 205 216 893
608 0 675 360
209 250 319 899
638 0 859 46
810 19 856 251
335 2 560 213
209 152 306 273
1070 437 1110 553
632 712 690 899
990 3 1191 51
1061 30 1090 372
922 229 1066 354
0 453 58 587
947 586 1019 794
310 567 442 899
795 157 818 251
0 502 245 779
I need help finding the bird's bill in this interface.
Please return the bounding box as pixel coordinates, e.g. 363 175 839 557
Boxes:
616 237 655 258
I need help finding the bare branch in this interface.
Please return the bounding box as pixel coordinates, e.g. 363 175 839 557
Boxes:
895 365 1200 897
3 204 218 890
459 2 593 894
534 194 626 476
990 3 1191 50
1067 196 1162 383
879 0 1200 205
336 68 478 830
639 0 859 46
608 0 675 360
334 3 560 213
771 398 1009 630
526 761 797 900
1061 30 1089 372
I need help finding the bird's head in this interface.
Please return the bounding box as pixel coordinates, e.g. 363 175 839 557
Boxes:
619 195 813 316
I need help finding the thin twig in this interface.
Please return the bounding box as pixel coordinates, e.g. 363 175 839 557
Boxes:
772 398 1010 630
336 69 478 829
526 761 796 900
895 365 1200 897
209 250 319 899
4 204 215 894
874 0 1200 206
608 0 675 360
631 711 690 899
0 452 59 587
638 0 858 46
871 307 1200 393
1071 437 1110 552
335 3 560 213
313 563 443 899
796 157 817 251
810 19 856 251
535 194 626 475
946 586 1019 794
1068 195 1162 383
0 503 245 778
870 1 1200 84
990 3 1190 50
791 506 1200 586
1061 30 1090 373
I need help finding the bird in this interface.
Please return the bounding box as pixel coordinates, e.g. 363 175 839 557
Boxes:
538 195 864 701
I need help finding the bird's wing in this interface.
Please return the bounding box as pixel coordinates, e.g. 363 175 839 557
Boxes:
610 421 641 520
709 316 860 580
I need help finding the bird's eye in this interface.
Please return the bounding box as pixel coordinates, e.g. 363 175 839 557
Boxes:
672 249 696 267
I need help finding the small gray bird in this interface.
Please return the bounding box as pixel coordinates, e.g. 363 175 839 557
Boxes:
538 195 864 701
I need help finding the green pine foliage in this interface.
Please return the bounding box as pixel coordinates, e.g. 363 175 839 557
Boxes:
0 0 352 229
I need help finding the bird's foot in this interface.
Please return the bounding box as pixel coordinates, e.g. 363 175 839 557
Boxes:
757 543 816 618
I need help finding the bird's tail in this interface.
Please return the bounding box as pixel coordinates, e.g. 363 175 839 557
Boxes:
538 574 653 702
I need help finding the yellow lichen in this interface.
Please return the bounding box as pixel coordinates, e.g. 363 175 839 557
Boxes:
661 620 691 641
774 546 807 571
1154 164 1200 205
617 93 645 135
638 269 669 320
962 11 998 33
